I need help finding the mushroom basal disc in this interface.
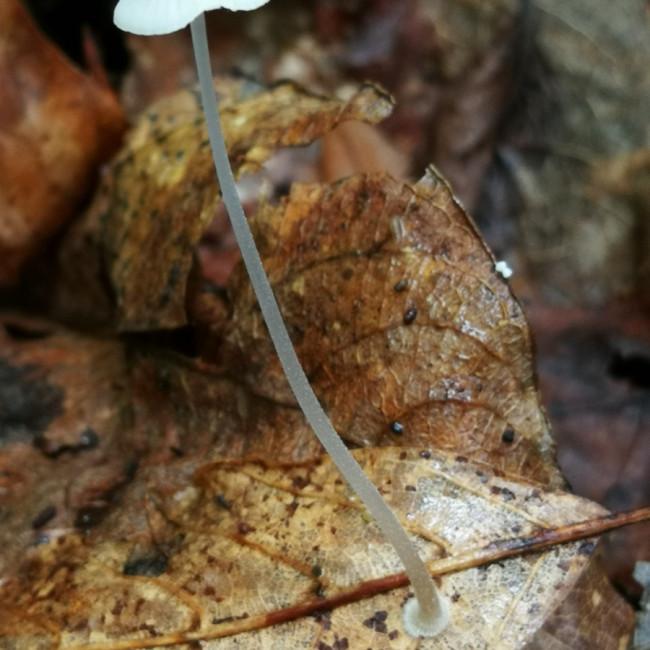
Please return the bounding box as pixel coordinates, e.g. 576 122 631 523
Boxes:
114 0 270 35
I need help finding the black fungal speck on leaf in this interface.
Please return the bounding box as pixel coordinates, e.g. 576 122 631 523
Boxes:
215 493 232 510
363 610 388 633
403 307 418 325
78 428 99 449
123 549 169 577
32 505 56 529
390 421 403 435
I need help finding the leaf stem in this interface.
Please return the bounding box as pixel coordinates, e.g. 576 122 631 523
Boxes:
190 12 449 637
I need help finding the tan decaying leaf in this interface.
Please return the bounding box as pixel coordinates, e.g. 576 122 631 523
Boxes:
0 448 632 649
0 0 126 285
222 169 559 484
101 81 393 331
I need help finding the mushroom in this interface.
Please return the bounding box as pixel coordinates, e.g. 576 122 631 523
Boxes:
113 0 450 637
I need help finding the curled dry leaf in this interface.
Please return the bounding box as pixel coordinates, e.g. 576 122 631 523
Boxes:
97 81 393 331
222 169 559 484
0 0 126 285
0 448 633 649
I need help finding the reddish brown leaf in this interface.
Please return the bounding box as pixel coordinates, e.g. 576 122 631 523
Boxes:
221 169 559 484
0 0 126 285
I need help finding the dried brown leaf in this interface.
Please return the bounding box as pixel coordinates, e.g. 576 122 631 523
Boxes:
222 168 558 484
100 81 393 331
0 448 632 649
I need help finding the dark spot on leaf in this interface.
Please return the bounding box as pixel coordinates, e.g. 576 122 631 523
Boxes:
71 618 88 632
342 267 354 280
332 637 349 650
0 359 63 444
159 264 183 306
502 428 515 443
32 505 56 529
388 630 398 640
237 521 254 535
313 610 332 630
169 446 184 457
123 549 168 577
78 428 99 450
215 493 232 510
291 475 309 489
75 503 109 530
405 485 416 492
403 307 418 325
501 487 516 502
125 460 139 481
312 564 323 577
363 610 388 633
577 541 596 555
317 643 332 650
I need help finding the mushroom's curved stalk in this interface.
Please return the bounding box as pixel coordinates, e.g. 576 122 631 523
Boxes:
114 0 450 637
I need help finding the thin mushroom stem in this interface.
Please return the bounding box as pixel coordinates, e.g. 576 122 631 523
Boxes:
189 12 449 637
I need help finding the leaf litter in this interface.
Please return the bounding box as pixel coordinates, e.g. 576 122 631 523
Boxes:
0 13 646 647
0 448 634 649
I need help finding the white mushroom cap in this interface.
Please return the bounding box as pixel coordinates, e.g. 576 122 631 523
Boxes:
114 0 271 35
